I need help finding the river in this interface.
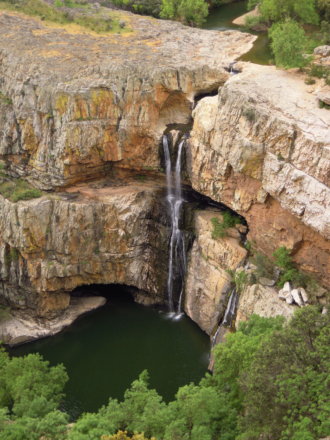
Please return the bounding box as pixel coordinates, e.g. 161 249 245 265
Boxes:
7 286 210 421
202 0 272 65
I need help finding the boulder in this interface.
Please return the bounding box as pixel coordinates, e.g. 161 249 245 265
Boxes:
314 46 330 57
286 294 294 305
291 289 303 307
236 283 296 328
278 289 286 301
259 277 276 287
299 287 309 303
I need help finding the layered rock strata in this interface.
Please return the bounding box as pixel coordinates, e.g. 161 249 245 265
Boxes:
184 209 247 335
0 176 169 322
188 64 330 287
0 10 256 190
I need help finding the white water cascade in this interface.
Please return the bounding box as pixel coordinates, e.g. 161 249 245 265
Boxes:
163 135 187 315
211 288 238 349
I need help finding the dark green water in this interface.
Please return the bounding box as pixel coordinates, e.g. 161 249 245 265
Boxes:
202 0 272 65
7 286 210 421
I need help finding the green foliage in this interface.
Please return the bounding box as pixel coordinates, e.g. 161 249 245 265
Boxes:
272 246 292 271
160 0 208 26
277 152 284 159
243 108 255 122
244 14 268 30
4 248 19 266
309 63 330 78
304 77 316 84
0 0 127 34
0 345 69 439
238 307 330 440
211 211 241 240
254 253 275 280
0 178 41 203
252 0 319 24
226 269 248 294
210 314 285 413
0 92 13 105
269 19 308 69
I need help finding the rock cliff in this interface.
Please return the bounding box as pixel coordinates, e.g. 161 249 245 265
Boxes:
188 64 330 288
1 7 329 344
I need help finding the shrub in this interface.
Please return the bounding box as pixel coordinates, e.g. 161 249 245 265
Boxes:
211 211 241 240
309 63 329 78
269 19 308 69
254 253 275 280
243 108 256 122
0 179 42 203
304 77 316 84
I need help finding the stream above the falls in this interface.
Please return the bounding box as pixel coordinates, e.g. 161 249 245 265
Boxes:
7 286 210 421
202 0 272 65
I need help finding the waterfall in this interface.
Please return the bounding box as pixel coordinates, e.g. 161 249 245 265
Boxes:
211 288 238 349
163 136 187 315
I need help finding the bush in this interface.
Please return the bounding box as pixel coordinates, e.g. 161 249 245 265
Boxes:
0 179 42 203
305 77 316 84
243 108 256 122
211 211 241 240
269 19 308 69
254 253 275 280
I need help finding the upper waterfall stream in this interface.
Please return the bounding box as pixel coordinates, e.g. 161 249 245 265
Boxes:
163 135 187 315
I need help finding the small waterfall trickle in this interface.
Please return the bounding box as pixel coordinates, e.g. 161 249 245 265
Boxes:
211 288 238 349
163 135 187 315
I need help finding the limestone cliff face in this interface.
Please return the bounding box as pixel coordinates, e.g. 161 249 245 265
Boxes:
0 11 256 190
184 209 247 335
0 178 169 319
188 65 330 287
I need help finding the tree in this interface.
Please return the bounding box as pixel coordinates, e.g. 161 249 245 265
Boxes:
160 0 208 26
238 307 330 440
248 0 319 24
269 19 308 69
0 349 68 419
208 314 285 412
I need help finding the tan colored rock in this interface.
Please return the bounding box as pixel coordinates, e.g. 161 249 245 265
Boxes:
188 63 330 288
0 177 170 319
0 296 106 346
0 11 256 190
184 210 247 335
236 283 296 327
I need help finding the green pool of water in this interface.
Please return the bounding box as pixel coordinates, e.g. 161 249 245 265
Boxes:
202 0 273 65
7 286 210 421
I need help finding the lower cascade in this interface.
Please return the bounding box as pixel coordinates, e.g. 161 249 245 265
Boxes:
163 135 187 315
211 288 238 349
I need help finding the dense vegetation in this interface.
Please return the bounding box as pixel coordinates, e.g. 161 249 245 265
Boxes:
246 0 330 68
1 307 330 439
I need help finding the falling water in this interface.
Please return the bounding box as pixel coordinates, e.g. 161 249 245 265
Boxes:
211 288 238 349
163 136 187 315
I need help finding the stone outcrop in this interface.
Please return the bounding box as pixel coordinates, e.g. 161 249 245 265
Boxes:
188 64 330 288
0 175 170 321
0 296 106 346
236 283 296 328
184 209 247 335
0 10 256 190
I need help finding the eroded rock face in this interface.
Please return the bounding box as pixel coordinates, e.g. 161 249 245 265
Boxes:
0 11 256 190
236 283 296 327
0 177 169 319
184 209 247 335
188 64 330 287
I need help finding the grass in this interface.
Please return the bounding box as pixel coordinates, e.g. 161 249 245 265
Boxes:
0 178 42 202
0 92 13 105
0 0 132 35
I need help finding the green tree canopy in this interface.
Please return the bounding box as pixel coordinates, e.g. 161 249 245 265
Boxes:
160 0 208 26
248 0 319 24
269 19 308 69
238 306 330 440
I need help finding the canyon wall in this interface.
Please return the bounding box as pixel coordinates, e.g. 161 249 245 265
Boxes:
0 8 329 344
